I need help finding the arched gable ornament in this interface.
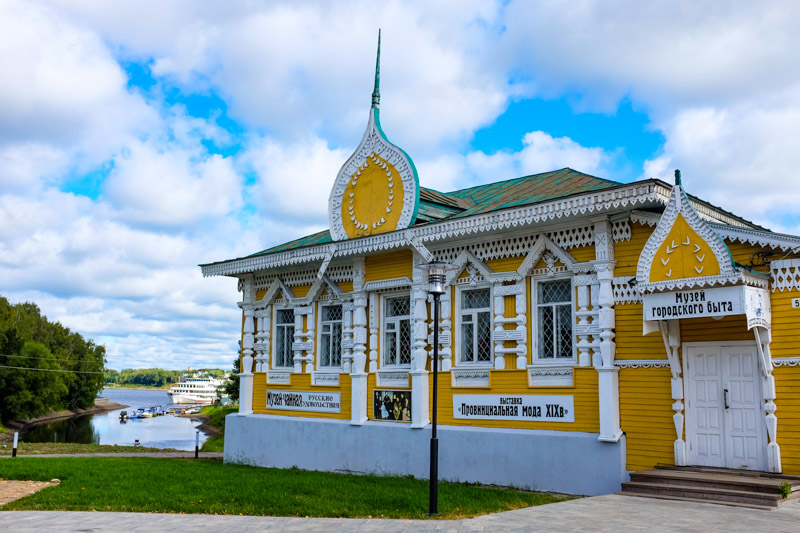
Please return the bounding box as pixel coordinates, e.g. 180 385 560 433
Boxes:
328 31 419 241
446 250 495 286
517 235 577 277
636 170 738 293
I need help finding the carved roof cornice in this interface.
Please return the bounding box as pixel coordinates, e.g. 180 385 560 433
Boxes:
202 180 673 278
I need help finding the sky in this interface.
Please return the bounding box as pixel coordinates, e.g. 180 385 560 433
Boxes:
2 1 800 371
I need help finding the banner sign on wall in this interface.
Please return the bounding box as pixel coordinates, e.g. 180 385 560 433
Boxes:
266 390 341 413
642 285 771 329
373 390 411 422
453 394 574 423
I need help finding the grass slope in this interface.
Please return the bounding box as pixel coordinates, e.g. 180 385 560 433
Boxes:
0 457 566 518
0 443 177 456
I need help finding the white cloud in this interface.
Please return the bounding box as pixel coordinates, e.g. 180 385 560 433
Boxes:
245 136 348 226
642 99 800 232
102 141 242 228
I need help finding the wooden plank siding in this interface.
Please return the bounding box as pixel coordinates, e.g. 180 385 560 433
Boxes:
613 222 654 278
775 366 800 475
771 288 800 358
619 367 676 470
365 250 412 282
615 302 666 360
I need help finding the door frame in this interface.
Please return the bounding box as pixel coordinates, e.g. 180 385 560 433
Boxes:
682 340 768 470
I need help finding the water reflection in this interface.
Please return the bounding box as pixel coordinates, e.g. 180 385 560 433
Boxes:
23 415 100 444
21 388 209 451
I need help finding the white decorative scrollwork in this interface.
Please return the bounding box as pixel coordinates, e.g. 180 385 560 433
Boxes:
613 359 671 369
772 357 800 367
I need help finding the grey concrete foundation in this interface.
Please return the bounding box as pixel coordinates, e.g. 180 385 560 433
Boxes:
224 414 628 496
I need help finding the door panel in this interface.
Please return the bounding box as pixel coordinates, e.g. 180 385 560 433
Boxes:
724 346 765 470
686 343 766 470
687 347 725 467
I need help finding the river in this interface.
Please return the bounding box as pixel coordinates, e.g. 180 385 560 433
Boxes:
20 388 210 451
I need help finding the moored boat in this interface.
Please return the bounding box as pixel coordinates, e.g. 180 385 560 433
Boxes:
167 375 225 405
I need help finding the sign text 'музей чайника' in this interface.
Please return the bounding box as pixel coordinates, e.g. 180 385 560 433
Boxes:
453 394 574 422
266 390 340 413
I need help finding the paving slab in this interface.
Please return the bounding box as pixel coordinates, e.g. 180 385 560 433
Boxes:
2 494 800 533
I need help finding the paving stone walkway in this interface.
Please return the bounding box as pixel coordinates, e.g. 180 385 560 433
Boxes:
2 494 799 532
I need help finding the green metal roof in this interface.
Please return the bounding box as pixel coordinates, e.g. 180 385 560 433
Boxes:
239 168 619 260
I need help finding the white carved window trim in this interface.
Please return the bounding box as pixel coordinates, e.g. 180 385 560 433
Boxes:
381 291 412 368
454 285 494 367
272 305 295 369
531 275 577 366
317 302 343 370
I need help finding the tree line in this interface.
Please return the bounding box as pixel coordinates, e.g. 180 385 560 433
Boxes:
0 297 106 423
104 367 225 387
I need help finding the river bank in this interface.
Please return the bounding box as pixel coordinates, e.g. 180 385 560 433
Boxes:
0 401 126 443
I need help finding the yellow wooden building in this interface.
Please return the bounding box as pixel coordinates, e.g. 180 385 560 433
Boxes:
201 44 800 495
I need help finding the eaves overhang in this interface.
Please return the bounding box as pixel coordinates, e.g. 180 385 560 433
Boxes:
200 179 673 278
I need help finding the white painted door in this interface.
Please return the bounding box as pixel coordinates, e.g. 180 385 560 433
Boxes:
685 343 766 470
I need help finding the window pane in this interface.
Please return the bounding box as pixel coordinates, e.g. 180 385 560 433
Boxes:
556 304 573 359
321 333 331 367
277 309 294 325
322 305 342 322
477 311 492 362
386 296 410 317
399 319 411 365
538 306 554 358
462 288 490 310
331 323 342 366
385 331 397 365
461 321 474 362
538 280 571 304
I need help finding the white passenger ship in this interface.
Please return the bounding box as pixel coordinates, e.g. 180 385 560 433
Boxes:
167 376 225 404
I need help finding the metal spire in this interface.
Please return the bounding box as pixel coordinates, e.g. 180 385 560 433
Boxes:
371 29 381 109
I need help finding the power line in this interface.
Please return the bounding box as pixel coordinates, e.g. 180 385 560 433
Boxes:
0 364 105 374
0 353 104 365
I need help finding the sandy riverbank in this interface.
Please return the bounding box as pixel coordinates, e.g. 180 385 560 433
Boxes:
0 402 127 442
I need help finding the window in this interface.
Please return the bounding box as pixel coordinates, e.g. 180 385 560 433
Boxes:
535 279 574 361
383 295 411 366
274 308 295 368
458 287 492 364
319 304 343 368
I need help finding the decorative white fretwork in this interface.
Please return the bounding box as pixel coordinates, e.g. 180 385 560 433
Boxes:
635 178 741 293
611 219 632 242
451 368 491 388
612 276 642 304
613 359 670 369
574 274 600 367
772 357 800 367
771 259 800 292
202 182 672 278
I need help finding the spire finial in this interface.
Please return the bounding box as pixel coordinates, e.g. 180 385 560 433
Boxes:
674 169 681 186
371 29 381 109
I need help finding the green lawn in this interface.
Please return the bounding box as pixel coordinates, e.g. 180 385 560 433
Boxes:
0 457 568 518
0 442 178 456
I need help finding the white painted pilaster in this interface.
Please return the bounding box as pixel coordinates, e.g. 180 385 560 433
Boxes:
368 292 379 372
755 326 782 473
238 275 255 416
593 218 621 442
492 286 506 369
349 257 368 425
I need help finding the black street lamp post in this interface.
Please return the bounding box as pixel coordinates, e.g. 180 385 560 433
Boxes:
419 260 455 515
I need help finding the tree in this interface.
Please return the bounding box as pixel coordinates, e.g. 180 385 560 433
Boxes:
221 356 240 402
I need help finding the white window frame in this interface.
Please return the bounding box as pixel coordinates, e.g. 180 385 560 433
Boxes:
272 306 295 369
381 292 412 368
531 276 576 366
317 302 343 370
454 285 494 367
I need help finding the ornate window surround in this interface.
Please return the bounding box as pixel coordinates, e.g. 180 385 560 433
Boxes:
272 305 295 369
530 274 578 367
380 291 412 369
454 284 494 368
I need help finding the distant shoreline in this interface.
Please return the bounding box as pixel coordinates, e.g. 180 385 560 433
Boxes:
103 386 171 391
